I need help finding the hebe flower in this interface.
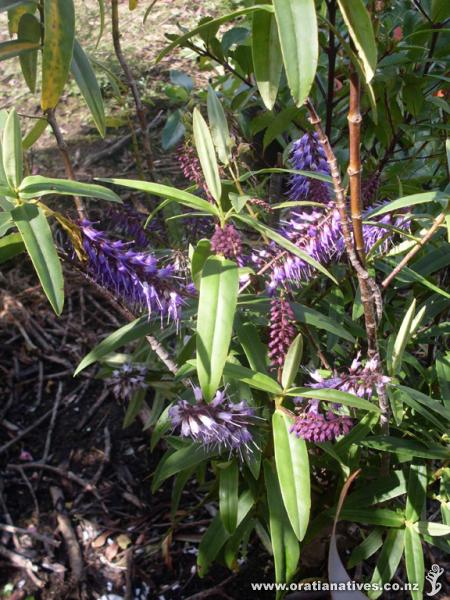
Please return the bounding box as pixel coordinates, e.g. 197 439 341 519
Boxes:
211 224 243 260
178 143 213 201
291 400 353 443
109 362 148 401
268 296 296 367
106 203 150 249
80 221 183 321
169 387 258 456
289 132 332 202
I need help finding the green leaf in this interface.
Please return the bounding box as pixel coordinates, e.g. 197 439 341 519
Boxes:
2 108 23 190
152 443 217 492
190 238 212 290
207 85 232 166
281 333 303 390
369 529 405 599
436 353 450 408
95 0 105 48
263 460 299 592
19 175 122 203
196 256 239 401
337 0 377 82
286 388 380 413
390 298 416 375
414 521 450 536
235 319 268 374
404 526 424 600
41 0 75 110
432 0 450 22
339 508 405 528
234 214 337 283
0 39 40 61
219 460 239 533
405 463 427 523
273 0 318 107
75 316 155 375
71 39 106 137
367 191 449 218
161 110 185 151
348 529 383 569
22 118 48 150
0 211 13 236
0 232 25 263
292 303 355 342
273 410 310 541
345 470 407 508
252 9 282 110
155 5 274 63
98 178 219 216
193 107 221 203
197 489 254 577
0 0 37 11
360 437 450 461
17 13 40 93
223 362 282 394
11 203 64 315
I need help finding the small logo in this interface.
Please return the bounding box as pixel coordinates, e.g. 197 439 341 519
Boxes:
426 564 444 597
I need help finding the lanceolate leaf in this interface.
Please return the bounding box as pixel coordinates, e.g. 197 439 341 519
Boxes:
281 333 303 390
17 13 40 93
252 9 282 110
273 0 318 107
41 0 75 110
196 256 239 401
19 176 121 202
360 437 450 461
2 109 23 190
263 460 299 593
0 232 25 264
273 410 310 541
0 39 39 61
193 107 222 203
370 529 405 599
207 85 232 166
367 191 449 218
390 298 416 375
223 362 282 394
22 118 48 150
11 203 64 315
286 388 380 413
219 461 239 533
337 0 377 82
99 178 219 216
405 463 427 523
71 39 106 137
404 526 424 600
152 443 217 492
0 0 36 11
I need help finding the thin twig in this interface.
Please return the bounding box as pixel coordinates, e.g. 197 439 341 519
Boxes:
41 381 63 463
46 109 85 220
0 523 60 547
0 545 44 588
111 0 156 180
0 407 55 455
382 210 447 288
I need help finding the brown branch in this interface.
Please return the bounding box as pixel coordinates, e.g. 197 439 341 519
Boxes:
46 109 85 220
382 210 447 288
348 67 365 264
305 99 390 437
111 0 156 180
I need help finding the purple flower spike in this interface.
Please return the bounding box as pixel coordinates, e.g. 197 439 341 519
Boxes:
289 133 332 202
80 221 184 322
268 296 296 367
169 387 258 457
211 224 243 260
291 400 353 443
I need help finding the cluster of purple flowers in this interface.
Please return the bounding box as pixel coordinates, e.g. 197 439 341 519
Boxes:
291 354 390 443
80 221 183 322
178 144 213 201
211 223 243 261
169 387 258 456
109 362 148 401
268 296 296 367
106 204 151 249
254 132 408 292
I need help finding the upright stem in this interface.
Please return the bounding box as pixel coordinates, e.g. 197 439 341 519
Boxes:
325 0 337 138
305 99 390 439
111 0 156 181
348 67 365 264
46 109 85 220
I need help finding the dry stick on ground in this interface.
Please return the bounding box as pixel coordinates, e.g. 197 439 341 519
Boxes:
111 0 156 180
0 523 60 547
305 99 390 436
41 380 63 463
0 406 55 455
46 109 85 220
0 545 44 589
50 486 83 594
382 210 447 288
